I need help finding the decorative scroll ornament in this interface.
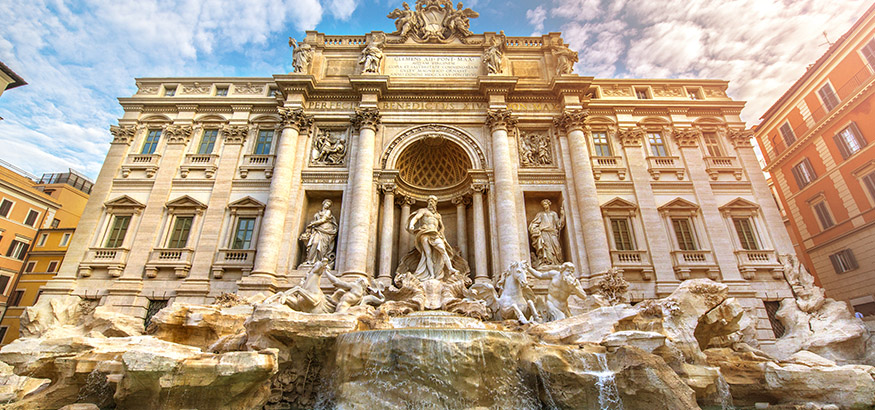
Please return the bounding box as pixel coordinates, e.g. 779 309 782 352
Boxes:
552 109 588 133
550 38 578 75
277 107 314 131
163 125 193 145
519 132 553 167
673 128 701 148
110 125 137 144
351 108 382 131
222 125 249 144
387 0 479 43
311 130 347 165
289 37 314 74
182 82 210 94
617 127 645 147
485 109 518 132
727 128 754 148
234 82 264 94
135 84 158 95
470 182 488 193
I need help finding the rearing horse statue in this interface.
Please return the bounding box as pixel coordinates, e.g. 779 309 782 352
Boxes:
470 261 541 324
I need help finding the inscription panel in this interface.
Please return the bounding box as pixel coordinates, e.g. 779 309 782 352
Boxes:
385 55 481 77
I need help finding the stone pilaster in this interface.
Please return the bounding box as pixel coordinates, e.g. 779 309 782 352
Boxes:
452 196 469 257
471 183 489 283
342 108 381 278
485 109 523 271
554 109 612 275
377 182 396 284
249 107 312 285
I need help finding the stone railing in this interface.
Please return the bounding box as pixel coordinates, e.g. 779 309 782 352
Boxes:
591 156 627 180
610 249 653 280
121 154 161 178
323 36 368 46
704 156 743 180
211 249 256 278
735 249 783 280
180 153 220 178
145 248 194 279
79 247 130 278
240 154 275 179
670 249 718 280
505 38 543 47
646 156 685 180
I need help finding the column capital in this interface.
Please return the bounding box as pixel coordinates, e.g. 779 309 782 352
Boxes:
163 124 194 145
727 128 754 148
452 195 471 206
485 109 518 132
352 108 382 131
277 106 314 132
396 194 415 207
553 109 589 133
110 125 136 145
673 127 701 148
617 126 645 147
470 182 488 193
379 182 396 194
222 125 249 145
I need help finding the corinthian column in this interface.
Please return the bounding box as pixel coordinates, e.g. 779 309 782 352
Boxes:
486 109 522 271
377 182 396 284
555 109 611 275
471 183 489 283
251 107 312 278
343 108 382 279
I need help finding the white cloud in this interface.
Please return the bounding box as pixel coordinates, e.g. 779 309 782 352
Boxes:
552 0 603 21
328 0 359 21
526 6 547 36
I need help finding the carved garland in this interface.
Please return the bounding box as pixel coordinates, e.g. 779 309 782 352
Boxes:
552 109 588 133
223 125 249 145
380 124 486 169
277 107 314 132
163 125 193 145
673 128 702 148
351 108 382 131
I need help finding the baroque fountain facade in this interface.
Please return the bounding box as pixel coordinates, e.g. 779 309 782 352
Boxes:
2 1 875 409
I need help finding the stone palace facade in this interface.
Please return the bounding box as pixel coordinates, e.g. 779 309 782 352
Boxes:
42 1 796 344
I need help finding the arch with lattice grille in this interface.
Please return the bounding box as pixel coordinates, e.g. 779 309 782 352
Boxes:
381 124 486 171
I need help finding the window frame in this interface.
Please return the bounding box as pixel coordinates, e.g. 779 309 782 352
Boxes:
833 122 867 160
647 132 669 157
37 233 48 247
24 261 36 272
791 157 817 189
224 197 265 250
5 240 29 260
231 217 257 250
671 217 699 251
253 129 275 155
861 37 875 71
808 194 836 231
590 130 613 157
829 249 859 274
817 81 841 112
0 199 13 218
59 232 71 247
197 129 219 155
47 260 59 272
141 129 162 155
701 131 724 157
732 217 760 250
686 87 703 100
214 86 229 97
635 87 651 100
24 210 39 227
104 214 132 248
609 217 637 251
166 215 194 249
163 85 177 97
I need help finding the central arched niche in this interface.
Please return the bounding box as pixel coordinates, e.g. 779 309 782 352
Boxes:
397 136 471 190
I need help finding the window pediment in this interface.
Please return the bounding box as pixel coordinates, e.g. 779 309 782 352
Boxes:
658 197 699 216
166 195 207 215
719 197 760 217
104 195 146 214
601 197 637 216
228 196 265 216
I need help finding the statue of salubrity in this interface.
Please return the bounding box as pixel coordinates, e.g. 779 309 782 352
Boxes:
359 36 385 74
528 199 565 268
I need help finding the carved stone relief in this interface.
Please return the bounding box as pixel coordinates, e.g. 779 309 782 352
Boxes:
311 130 347 166
387 0 479 43
518 132 553 167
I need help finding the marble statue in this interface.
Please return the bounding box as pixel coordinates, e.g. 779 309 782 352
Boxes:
443 2 476 37
483 36 503 74
525 262 586 321
388 0 478 42
470 261 541 324
263 258 331 313
407 195 460 280
312 131 346 165
528 199 565 268
300 199 338 267
780 253 826 313
519 133 552 166
387 2 420 38
325 270 384 313
359 37 385 74
551 39 578 75
289 37 313 73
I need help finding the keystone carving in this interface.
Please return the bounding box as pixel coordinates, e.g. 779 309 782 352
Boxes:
351 108 382 131
485 109 517 132
553 109 588 133
277 107 314 132
110 125 137 145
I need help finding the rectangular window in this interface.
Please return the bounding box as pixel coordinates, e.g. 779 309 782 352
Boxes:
833 123 866 160
732 218 760 250
702 131 723 156
167 216 194 248
818 83 841 112
671 218 698 251
197 129 218 154
648 133 668 157
59 233 71 247
24 210 39 227
5 240 28 260
24 261 35 272
105 215 131 248
829 249 859 273
51 218 60 228
0 199 12 217
254 130 274 155
863 37 875 69
763 300 786 338
144 299 169 329
779 122 796 146
0 327 7 344
37 233 48 247
231 217 256 249
791 158 817 189
863 171 875 203
47 260 58 272
0 276 9 295
164 87 176 97
635 88 650 99
610 218 636 250
268 88 278 97
9 290 24 306
592 131 612 157
812 201 834 230
215 86 228 96
141 130 161 155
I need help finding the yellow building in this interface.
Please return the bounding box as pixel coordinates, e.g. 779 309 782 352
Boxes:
0 170 91 344
0 61 26 99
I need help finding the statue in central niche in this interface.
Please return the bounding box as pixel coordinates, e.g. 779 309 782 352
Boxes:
528 199 565 268
407 195 460 280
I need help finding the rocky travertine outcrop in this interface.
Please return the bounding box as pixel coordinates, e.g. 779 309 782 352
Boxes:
148 302 254 350
608 346 700 410
768 297 871 364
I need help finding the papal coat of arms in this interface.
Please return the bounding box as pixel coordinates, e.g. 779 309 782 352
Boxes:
387 0 479 43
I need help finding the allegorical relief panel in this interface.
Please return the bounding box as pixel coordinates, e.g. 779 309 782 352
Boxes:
311 129 347 166
518 131 553 167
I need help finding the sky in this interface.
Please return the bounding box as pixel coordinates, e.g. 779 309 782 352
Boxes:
0 0 871 179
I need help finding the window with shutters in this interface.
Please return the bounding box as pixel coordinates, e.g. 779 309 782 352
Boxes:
167 216 194 248
833 123 866 160
791 158 817 189
231 217 256 249
829 249 858 273
610 218 636 250
732 218 760 250
5 240 28 260
591 131 612 157
105 215 131 248
817 82 841 112
862 170 875 206
0 199 13 218
47 260 59 272
702 131 723 156
648 132 668 157
253 130 274 155
779 122 796 146
197 129 218 154
0 276 10 295
24 210 39 227
9 290 24 306
811 199 835 230
863 37 875 69
671 218 698 251
141 130 161 154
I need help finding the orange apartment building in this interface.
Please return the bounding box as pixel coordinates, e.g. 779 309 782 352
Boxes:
755 5 875 315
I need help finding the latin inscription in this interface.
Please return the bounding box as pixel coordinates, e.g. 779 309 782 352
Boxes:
305 101 559 112
385 56 481 77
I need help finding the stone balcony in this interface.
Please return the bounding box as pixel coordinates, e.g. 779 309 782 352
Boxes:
646 156 685 180
180 153 219 178
670 249 719 280
704 156 743 180
735 249 783 280
610 249 653 280
145 248 194 278
239 154 275 179
79 247 130 278
121 153 161 178
591 156 627 180
211 249 256 278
